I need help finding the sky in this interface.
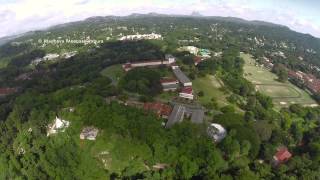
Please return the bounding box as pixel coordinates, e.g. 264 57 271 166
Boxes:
0 0 320 38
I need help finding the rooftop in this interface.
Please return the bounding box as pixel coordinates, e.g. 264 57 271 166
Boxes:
160 78 178 84
191 109 204 124
207 123 227 142
172 67 191 85
162 83 179 90
80 127 99 140
180 86 193 94
274 147 292 163
166 105 186 128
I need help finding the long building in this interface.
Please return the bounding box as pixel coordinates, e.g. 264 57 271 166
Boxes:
166 105 186 128
172 67 192 86
122 54 176 71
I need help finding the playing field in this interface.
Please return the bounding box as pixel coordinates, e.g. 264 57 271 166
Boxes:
241 53 317 108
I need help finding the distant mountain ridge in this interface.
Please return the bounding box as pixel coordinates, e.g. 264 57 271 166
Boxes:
0 13 317 41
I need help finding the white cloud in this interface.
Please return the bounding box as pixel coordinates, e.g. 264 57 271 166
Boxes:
0 0 319 38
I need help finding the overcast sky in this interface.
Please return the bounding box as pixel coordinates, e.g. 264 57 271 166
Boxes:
0 0 320 38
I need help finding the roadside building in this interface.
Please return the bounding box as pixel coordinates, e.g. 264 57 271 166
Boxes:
165 54 176 64
179 86 194 100
172 67 192 86
80 127 99 140
207 123 227 142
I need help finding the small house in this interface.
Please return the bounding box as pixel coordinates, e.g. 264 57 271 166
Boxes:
80 127 99 140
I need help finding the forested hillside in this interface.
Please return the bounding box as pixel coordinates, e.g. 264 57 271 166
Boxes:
0 15 319 179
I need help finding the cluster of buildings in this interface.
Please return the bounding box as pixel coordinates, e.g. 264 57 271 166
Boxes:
31 51 77 66
178 46 212 59
32 53 60 65
47 116 100 140
288 70 320 94
171 66 194 100
119 33 162 41
142 101 205 131
260 57 274 70
122 54 194 100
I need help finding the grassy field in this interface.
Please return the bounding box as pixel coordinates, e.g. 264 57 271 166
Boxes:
192 75 230 107
241 53 317 108
100 64 125 85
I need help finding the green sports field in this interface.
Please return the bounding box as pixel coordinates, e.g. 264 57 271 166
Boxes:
241 53 317 108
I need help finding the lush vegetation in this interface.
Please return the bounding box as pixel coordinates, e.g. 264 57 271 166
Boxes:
0 15 319 179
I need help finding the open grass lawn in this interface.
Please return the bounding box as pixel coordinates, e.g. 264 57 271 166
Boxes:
100 64 125 85
241 53 317 108
192 75 230 107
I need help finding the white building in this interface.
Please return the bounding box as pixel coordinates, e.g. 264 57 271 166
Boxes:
178 46 199 55
63 51 77 59
80 127 99 140
43 53 60 61
47 117 70 136
207 123 227 142
122 54 176 71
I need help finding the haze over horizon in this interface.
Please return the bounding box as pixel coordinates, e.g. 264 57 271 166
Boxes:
0 0 320 38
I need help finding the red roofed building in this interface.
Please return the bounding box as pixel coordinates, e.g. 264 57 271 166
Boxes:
144 102 172 119
306 78 320 94
273 147 292 165
0 88 17 97
179 86 194 100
